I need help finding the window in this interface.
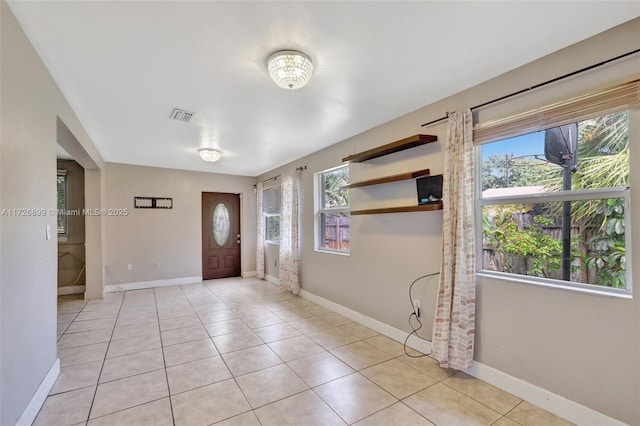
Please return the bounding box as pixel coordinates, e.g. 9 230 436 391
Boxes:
57 170 67 234
263 185 281 243
315 165 350 253
478 110 631 293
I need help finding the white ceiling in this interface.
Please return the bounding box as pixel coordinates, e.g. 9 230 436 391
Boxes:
8 1 639 176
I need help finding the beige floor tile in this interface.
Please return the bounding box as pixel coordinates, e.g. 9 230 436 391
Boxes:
90 370 168 419
287 351 354 387
253 322 301 343
74 311 118 322
34 385 95 426
58 329 112 349
444 372 522 415
159 314 202 331
493 417 522 426
111 321 159 340
354 402 435 426
264 300 298 312
161 324 209 347
50 360 102 394
242 312 285 328
314 373 397 424
288 316 333 334
330 341 394 370
58 342 108 368
106 333 161 358
199 309 238 324
235 364 309 408
213 411 261 426
87 398 173 426
99 348 164 383
321 311 352 326
364 335 406 357
211 330 264 353
222 344 283 376
404 382 502 426
171 379 251 426
397 354 456 381
507 401 575 426
254 389 346 426
302 304 333 316
267 335 325 361
273 307 316 322
204 319 251 337
337 322 379 339
65 318 116 334
167 356 232 394
163 338 218 367
361 359 437 398
115 312 159 327
307 327 361 349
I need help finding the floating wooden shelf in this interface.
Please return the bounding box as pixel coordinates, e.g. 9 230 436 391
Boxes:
351 203 443 215
342 168 431 189
342 134 437 163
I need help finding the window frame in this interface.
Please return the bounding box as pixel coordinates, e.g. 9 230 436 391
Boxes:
475 113 633 297
263 185 281 245
314 164 350 255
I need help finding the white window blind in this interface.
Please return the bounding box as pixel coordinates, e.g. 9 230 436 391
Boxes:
474 78 640 144
263 186 281 214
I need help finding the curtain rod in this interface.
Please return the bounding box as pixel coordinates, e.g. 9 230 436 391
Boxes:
260 165 307 184
420 48 640 128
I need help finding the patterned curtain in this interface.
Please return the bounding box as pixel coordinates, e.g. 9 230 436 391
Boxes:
256 181 265 279
431 109 476 370
279 170 300 294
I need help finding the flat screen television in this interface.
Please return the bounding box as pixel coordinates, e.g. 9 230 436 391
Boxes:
416 174 443 205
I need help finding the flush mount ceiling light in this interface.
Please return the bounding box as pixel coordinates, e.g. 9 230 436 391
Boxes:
267 50 314 90
198 148 222 163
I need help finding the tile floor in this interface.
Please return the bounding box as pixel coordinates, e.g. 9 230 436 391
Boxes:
38 277 574 426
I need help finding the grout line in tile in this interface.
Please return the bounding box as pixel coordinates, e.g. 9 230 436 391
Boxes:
153 287 177 426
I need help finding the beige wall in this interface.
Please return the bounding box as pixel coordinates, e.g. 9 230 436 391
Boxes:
258 19 640 423
57 159 86 288
104 163 257 286
0 2 105 424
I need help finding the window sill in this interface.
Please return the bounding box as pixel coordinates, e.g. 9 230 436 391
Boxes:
315 248 350 256
477 270 632 300
264 241 280 246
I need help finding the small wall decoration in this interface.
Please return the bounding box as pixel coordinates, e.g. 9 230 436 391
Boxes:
134 196 173 209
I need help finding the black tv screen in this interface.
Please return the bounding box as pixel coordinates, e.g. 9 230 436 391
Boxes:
416 174 443 205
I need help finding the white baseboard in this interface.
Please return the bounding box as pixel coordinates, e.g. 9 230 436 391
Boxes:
103 276 202 294
17 358 60 426
466 362 627 426
57 285 85 295
266 275 281 286
299 289 431 356
242 271 258 278
299 288 624 426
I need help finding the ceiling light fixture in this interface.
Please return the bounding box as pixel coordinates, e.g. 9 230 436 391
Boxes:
198 148 222 163
267 50 314 90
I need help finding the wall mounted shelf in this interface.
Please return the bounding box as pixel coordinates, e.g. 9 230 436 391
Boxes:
342 134 437 163
342 168 431 189
351 203 443 216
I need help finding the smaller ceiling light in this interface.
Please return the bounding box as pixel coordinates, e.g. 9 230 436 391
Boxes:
198 148 222 163
267 50 314 90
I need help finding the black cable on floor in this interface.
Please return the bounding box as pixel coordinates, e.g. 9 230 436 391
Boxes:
403 272 440 358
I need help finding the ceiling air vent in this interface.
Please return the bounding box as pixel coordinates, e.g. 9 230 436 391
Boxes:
170 108 195 122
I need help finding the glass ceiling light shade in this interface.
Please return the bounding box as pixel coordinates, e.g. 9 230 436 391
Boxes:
198 148 222 163
267 50 314 90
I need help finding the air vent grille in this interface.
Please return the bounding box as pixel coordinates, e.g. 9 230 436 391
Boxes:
170 108 195 122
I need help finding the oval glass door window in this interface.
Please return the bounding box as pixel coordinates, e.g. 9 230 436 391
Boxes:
212 203 230 246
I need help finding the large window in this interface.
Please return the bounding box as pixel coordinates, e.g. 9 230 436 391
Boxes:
57 170 67 235
263 185 281 243
478 110 630 293
316 165 350 253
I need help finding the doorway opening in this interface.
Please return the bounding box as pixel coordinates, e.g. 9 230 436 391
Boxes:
202 192 241 280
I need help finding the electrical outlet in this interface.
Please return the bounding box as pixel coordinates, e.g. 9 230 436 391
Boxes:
153 262 158 269
274 260 278 267
127 263 132 271
413 300 421 317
